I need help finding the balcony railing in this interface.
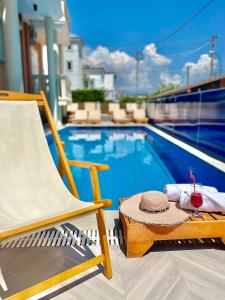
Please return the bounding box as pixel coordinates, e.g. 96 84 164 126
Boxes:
32 74 72 105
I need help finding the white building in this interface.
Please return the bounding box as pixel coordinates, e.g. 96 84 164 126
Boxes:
83 66 117 101
104 72 117 101
63 36 84 90
0 0 72 124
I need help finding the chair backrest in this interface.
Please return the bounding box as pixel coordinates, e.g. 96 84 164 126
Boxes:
0 92 87 233
126 103 137 112
88 109 101 120
75 109 88 120
113 109 126 119
133 109 146 119
0 91 78 199
67 103 78 112
108 103 120 112
84 102 96 111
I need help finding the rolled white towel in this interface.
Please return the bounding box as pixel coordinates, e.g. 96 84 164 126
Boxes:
165 184 218 202
180 191 225 213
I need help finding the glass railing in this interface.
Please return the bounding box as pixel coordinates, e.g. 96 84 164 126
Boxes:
147 88 225 162
31 74 72 104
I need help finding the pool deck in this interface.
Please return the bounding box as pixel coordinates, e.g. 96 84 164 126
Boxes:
1 240 225 299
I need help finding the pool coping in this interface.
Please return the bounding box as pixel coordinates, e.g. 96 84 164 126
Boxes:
59 123 225 174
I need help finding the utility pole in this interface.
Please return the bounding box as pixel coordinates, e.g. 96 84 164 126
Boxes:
209 35 218 79
135 51 142 100
186 64 191 86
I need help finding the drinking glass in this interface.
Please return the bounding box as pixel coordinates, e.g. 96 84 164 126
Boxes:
190 183 203 218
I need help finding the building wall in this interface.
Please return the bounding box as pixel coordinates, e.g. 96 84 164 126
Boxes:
64 41 83 90
104 73 116 100
89 74 104 89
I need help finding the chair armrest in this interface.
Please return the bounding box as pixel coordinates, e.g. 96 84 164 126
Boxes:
58 141 110 205
68 160 110 203
68 160 109 171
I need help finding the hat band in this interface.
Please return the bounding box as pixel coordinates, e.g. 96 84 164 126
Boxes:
139 204 170 214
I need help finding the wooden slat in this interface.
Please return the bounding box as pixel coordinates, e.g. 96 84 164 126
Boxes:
210 213 225 220
201 212 215 221
190 215 204 221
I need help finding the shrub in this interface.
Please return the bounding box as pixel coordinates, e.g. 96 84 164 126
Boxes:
119 96 137 103
119 96 147 103
72 89 105 103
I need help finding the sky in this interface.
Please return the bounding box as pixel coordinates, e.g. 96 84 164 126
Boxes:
67 0 225 94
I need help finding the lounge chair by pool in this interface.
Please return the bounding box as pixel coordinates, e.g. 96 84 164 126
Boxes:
112 109 131 124
0 90 112 299
88 109 101 124
84 102 96 111
67 102 78 114
108 102 120 115
133 109 148 123
126 103 137 115
71 109 88 124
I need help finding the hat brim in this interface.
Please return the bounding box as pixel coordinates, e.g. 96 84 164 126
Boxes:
120 193 191 226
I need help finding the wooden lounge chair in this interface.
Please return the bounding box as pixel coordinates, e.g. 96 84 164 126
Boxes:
0 90 112 299
133 109 148 123
112 109 131 124
70 109 88 124
88 109 101 124
119 199 225 258
108 102 120 115
126 103 137 116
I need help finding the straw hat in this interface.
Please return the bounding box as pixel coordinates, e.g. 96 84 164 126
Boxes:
120 191 190 226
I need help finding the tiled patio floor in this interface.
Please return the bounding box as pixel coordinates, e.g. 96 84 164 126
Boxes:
1 240 225 300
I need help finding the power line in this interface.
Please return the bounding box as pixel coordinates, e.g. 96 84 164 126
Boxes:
158 0 216 45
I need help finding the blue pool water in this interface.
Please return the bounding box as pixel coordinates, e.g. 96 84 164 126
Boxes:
47 126 225 210
163 124 225 162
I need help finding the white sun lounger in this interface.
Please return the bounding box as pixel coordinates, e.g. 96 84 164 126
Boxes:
88 109 101 123
71 109 88 123
84 102 96 111
67 103 78 114
112 109 130 123
133 109 148 123
108 103 120 114
0 90 112 299
126 103 138 115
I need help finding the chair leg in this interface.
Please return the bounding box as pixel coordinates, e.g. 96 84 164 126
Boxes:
96 209 112 279
0 268 8 292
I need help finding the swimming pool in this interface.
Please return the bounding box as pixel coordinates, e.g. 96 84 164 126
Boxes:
161 124 225 162
47 126 225 210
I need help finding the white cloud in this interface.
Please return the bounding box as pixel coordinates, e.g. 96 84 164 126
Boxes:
159 73 181 86
84 43 181 94
183 54 216 83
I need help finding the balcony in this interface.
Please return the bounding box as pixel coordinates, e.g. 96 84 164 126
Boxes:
32 74 72 106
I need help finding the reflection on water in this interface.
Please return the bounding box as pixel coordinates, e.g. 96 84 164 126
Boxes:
56 129 175 209
66 130 147 160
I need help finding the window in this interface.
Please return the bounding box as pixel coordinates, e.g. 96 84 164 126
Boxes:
68 44 72 50
0 0 4 62
66 61 73 72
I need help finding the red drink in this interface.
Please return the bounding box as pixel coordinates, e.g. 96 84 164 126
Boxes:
191 192 203 209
